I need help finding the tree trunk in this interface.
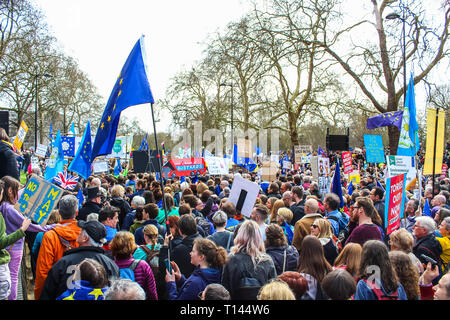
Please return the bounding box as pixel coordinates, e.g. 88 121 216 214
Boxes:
388 125 400 155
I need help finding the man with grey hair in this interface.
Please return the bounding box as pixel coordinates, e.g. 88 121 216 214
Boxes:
105 279 146 300
413 216 443 279
35 194 81 299
39 220 120 300
432 194 447 219
122 195 145 231
219 180 230 199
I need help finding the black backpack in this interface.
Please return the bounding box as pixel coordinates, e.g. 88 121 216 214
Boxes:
139 245 160 277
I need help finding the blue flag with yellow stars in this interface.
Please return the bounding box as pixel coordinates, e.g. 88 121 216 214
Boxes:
56 280 108 300
91 36 154 161
61 136 75 157
68 121 92 179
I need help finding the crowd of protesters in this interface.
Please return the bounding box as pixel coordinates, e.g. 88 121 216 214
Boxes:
0 127 450 301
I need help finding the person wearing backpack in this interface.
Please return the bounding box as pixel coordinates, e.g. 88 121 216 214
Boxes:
207 211 234 253
323 193 349 238
110 231 158 300
34 194 79 300
133 224 165 299
354 240 407 300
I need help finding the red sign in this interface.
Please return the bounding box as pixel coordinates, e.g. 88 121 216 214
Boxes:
162 157 207 178
342 151 353 174
385 173 406 235
440 164 448 180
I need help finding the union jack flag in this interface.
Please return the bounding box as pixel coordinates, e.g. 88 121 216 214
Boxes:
54 171 79 190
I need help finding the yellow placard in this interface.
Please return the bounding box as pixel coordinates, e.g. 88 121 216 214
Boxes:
13 120 28 150
423 108 445 175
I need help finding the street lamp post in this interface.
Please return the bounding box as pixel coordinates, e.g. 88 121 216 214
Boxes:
220 82 234 155
34 72 52 149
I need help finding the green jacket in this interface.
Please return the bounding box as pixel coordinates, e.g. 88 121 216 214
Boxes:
0 213 25 265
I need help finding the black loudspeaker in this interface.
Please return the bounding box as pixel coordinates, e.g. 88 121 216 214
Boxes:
132 150 162 173
0 111 9 136
326 134 349 151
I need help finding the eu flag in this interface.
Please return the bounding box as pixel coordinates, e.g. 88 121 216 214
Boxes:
114 157 121 176
68 121 92 179
61 136 75 157
44 129 64 181
91 36 154 161
332 158 344 208
139 134 148 151
367 111 403 130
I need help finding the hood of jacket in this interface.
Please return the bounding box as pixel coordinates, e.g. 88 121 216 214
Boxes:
53 220 81 242
192 266 222 284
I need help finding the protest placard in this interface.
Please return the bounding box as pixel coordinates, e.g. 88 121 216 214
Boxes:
318 176 331 196
30 156 40 170
92 160 109 174
13 120 28 150
384 173 406 235
237 138 252 158
261 161 278 182
364 134 385 163
205 157 228 175
441 164 448 180
14 174 64 225
270 154 279 163
35 144 48 158
386 155 416 187
342 151 353 174
318 157 330 176
107 136 132 159
228 175 260 218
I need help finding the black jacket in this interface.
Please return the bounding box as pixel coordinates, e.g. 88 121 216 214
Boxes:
413 233 443 267
77 201 102 221
265 245 299 276
0 140 19 180
39 246 120 300
290 201 305 225
159 233 202 278
221 249 277 300
109 196 132 229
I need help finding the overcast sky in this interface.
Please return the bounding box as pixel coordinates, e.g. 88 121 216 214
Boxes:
35 0 254 133
35 0 447 136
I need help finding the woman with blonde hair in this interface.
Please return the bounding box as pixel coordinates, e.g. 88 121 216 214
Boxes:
270 199 285 224
257 279 295 300
333 242 362 280
275 207 295 244
221 220 277 300
388 250 420 300
389 228 424 274
266 197 278 212
310 218 338 266
110 231 158 300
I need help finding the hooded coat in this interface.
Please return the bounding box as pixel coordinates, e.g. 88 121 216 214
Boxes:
166 266 221 300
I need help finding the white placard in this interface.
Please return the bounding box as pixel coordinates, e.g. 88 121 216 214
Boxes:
270 154 279 163
205 157 228 175
31 156 40 170
92 160 109 174
35 144 48 158
228 175 260 218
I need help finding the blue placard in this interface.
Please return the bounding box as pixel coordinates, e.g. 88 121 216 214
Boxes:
61 136 75 157
364 134 385 164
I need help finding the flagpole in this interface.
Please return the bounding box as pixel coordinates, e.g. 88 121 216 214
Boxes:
431 108 439 197
149 102 171 260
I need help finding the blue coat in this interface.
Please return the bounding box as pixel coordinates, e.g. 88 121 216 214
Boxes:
166 266 221 300
354 279 407 300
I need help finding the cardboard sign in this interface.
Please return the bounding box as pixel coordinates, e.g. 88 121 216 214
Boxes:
386 155 416 187
318 176 331 196
14 174 64 225
13 120 28 150
237 138 252 158
35 144 48 158
364 134 385 164
228 175 260 217
342 151 353 174
384 173 406 235
92 160 109 174
260 161 278 182
205 157 228 175
310 156 319 179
